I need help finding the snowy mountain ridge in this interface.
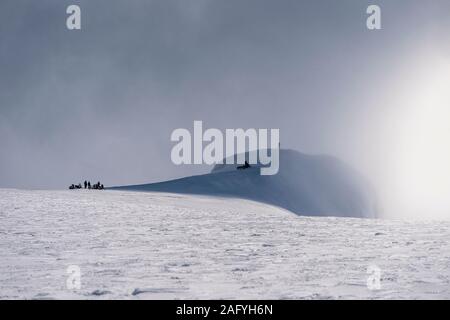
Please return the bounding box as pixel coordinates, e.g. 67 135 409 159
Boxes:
112 149 377 218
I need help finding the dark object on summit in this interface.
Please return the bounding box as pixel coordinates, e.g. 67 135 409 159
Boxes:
237 161 251 170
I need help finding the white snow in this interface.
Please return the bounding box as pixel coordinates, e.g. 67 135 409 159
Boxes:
1 188 450 299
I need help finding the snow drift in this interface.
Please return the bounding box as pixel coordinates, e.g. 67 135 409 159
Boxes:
113 149 377 218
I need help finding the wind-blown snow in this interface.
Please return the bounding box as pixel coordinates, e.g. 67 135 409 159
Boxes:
1 188 449 299
113 149 377 218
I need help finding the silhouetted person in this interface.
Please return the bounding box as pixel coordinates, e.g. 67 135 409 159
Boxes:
84 180 87 189
88 181 91 189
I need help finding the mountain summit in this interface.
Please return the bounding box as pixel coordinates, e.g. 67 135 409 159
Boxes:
113 149 377 218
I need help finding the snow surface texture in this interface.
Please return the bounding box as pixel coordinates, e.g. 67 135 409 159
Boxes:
1 189 449 300
113 149 378 218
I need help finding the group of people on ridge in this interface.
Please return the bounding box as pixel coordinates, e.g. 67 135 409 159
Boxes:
69 180 104 190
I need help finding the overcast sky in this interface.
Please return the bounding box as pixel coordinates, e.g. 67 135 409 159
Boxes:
1 1 450 217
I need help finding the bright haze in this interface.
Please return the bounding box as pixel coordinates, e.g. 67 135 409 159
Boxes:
1 0 450 219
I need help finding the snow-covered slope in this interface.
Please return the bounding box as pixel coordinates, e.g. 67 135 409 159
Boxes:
113 149 377 218
1 189 449 299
